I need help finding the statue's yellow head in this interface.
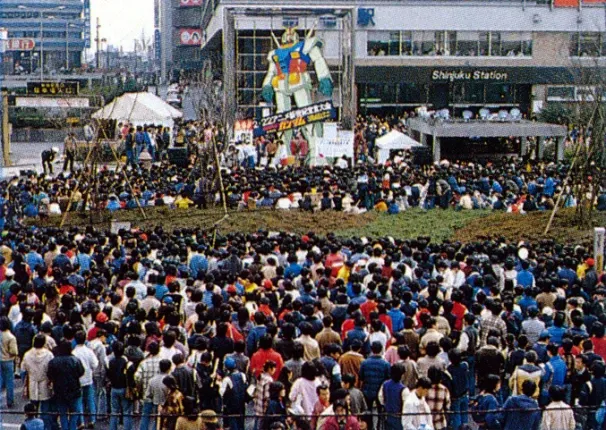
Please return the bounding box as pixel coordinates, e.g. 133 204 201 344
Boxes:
281 27 299 47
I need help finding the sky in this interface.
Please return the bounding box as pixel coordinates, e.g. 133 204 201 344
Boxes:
90 0 154 53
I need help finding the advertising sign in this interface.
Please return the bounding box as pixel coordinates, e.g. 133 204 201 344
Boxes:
180 0 203 6
234 119 254 143
16 97 89 108
256 101 336 135
154 29 161 62
316 131 354 159
27 81 79 96
6 38 35 51
178 29 202 46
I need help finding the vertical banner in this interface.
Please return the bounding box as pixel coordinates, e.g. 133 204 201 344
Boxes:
595 227 605 274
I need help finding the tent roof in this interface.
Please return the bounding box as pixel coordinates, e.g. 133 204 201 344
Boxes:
376 130 423 150
92 92 183 123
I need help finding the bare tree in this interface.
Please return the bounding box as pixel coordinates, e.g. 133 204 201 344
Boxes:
544 37 606 232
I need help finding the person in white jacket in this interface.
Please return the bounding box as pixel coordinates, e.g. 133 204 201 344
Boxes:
21 334 54 429
402 377 434 430
541 386 576 430
73 330 99 428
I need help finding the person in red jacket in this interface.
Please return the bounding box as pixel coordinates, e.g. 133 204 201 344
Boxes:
590 322 606 360
249 334 284 380
360 291 378 322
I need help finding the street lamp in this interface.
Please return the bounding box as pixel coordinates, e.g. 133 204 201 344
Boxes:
18 5 66 80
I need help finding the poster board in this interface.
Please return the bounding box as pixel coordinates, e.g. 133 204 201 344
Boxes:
315 130 354 159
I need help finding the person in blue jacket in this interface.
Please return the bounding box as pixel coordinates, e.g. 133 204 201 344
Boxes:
502 379 541 430
473 374 502 429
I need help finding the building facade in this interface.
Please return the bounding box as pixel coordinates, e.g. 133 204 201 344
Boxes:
0 0 88 75
199 0 606 121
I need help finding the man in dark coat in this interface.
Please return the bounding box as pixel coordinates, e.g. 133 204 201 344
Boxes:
48 340 85 430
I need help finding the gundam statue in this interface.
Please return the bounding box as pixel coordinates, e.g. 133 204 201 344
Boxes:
261 26 334 161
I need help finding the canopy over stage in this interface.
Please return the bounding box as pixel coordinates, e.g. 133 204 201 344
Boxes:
408 117 568 162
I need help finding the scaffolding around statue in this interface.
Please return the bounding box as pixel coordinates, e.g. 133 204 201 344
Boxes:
220 8 356 165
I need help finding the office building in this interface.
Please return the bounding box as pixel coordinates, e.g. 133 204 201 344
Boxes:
199 0 606 120
0 0 88 75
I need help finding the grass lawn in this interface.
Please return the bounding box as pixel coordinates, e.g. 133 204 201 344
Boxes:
335 208 491 242
32 206 606 247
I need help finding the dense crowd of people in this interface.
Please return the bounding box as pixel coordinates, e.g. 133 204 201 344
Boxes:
10 142 606 225
0 220 602 430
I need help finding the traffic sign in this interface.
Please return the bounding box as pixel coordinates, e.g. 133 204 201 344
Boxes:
6 38 35 51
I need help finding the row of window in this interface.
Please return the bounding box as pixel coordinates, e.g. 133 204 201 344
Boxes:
358 83 531 105
570 33 606 57
8 31 82 39
367 31 533 57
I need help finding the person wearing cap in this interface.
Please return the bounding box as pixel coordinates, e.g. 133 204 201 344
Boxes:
41 147 58 175
219 356 247 430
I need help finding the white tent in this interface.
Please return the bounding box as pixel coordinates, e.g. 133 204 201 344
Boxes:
375 130 423 164
92 92 183 129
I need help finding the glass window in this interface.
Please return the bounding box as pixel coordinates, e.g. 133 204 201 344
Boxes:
434 31 456 56
456 32 479 56
501 32 532 57
401 31 413 55
366 84 397 103
398 83 426 103
578 32 601 57
412 31 435 55
453 83 484 103
367 31 400 56
486 83 514 103
479 32 490 56
491 32 502 56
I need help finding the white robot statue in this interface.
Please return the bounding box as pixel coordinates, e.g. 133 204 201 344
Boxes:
261 26 333 163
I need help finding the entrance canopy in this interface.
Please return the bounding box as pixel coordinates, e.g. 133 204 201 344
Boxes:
408 117 568 162
92 92 183 129
376 130 422 164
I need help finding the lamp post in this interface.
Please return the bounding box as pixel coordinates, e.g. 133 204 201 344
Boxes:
18 5 66 80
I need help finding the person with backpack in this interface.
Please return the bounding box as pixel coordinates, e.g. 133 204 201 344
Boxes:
446 349 469 430
140 358 171 430
580 361 606 430
219 357 248 430
378 362 409 430
471 374 502 430
107 341 134 430
457 313 478 396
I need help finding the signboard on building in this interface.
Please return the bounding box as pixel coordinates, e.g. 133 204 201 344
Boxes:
16 97 89 108
6 38 35 51
180 0 203 6
27 81 80 96
178 29 202 46
256 101 336 135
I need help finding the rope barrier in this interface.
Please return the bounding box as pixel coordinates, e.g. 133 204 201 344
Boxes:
0 404 598 418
